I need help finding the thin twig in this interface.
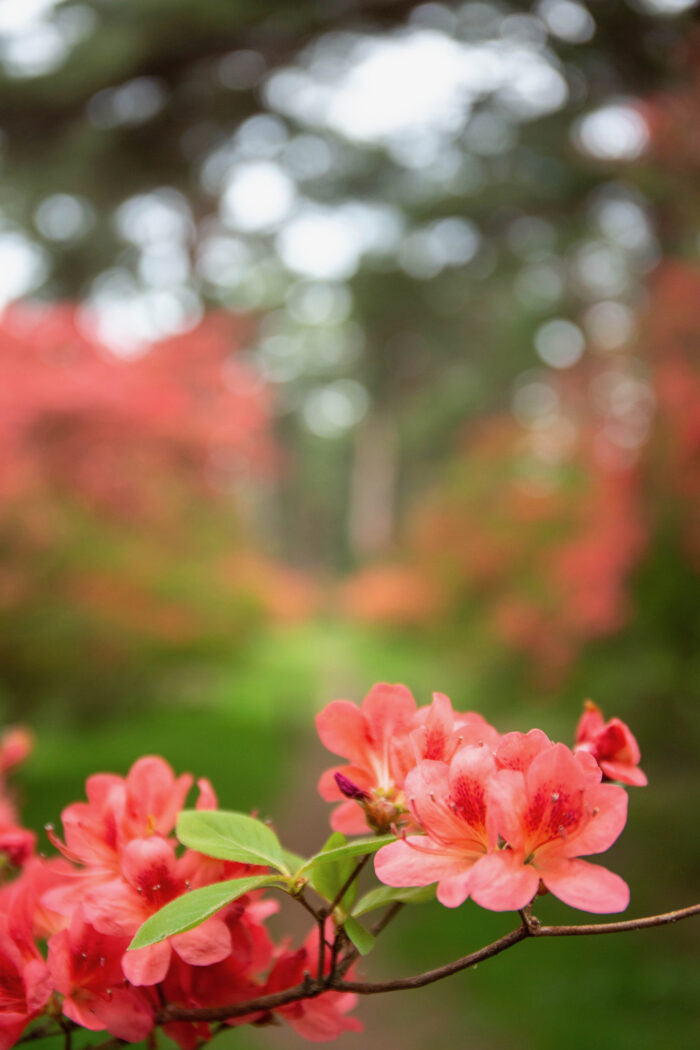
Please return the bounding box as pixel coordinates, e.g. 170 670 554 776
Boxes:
293 889 323 923
328 923 347 982
18 1025 64 1045
519 902 540 933
59 1018 72 1050
336 902 700 996
336 900 406 978
290 885 328 983
328 855 371 914
337 925 529 994
157 982 326 1025
534 902 700 937
316 909 328 983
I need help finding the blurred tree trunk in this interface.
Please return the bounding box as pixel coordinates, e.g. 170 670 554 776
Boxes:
349 412 398 560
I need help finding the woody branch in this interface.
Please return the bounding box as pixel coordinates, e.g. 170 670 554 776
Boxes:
154 901 700 1025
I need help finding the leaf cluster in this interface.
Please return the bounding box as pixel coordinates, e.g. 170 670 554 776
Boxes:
129 809 431 957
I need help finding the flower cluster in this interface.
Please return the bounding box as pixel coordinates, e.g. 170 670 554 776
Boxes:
0 688 652 1050
0 746 360 1048
316 685 646 913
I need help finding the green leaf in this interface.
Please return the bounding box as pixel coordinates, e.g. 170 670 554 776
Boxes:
176 810 289 874
128 875 282 950
298 834 397 876
353 883 436 917
343 915 375 956
309 833 358 913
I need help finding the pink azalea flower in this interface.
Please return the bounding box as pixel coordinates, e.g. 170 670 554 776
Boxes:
469 739 630 913
493 728 553 773
574 701 647 786
0 927 51 1050
118 756 193 841
374 745 499 907
0 728 33 777
44 773 127 908
0 884 52 1050
0 826 35 869
317 684 500 834
316 683 418 833
7 856 74 940
411 693 500 764
47 908 154 1042
44 758 208 916
83 837 232 986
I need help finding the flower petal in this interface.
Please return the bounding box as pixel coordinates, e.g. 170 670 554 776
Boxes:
329 800 370 835
119 837 179 896
375 837 468 889
122 940 171 986
124 757 192 838
315 701 366 763
599 760 647 787
486 769 528 852
435 873 474 908
539 858 630 913
361 683 416 750
172 916 231 967
495 729 551 773
83 880 143 936
412 693 456 762
448 744 497 841
468 851 540 912
563 784 628 858
404 761 463 844
88 987 154 1042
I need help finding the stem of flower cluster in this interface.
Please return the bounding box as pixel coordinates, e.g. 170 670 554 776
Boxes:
329 854 371 914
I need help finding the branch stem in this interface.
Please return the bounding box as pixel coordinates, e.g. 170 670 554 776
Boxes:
329 854 371 914
155 901 700 1024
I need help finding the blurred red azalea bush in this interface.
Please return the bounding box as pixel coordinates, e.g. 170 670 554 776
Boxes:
0 304 275 515
0 304 290 715
339 261 699 684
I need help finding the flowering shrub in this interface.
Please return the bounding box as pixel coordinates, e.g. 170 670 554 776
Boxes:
0 305 295 712
340 307 698 684
0 690 696 1049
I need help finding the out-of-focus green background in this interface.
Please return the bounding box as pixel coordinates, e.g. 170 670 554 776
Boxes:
1 1 698 1048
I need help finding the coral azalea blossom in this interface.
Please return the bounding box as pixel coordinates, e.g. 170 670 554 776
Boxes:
374 745 499 907
574 701 647 786
468 739 629 913
317 685 499 834
376 736 630 914
83 837 232 986
47 908 153 1041
316 683 418 833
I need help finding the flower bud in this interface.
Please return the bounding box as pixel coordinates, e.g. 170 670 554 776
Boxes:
334 772 369 802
